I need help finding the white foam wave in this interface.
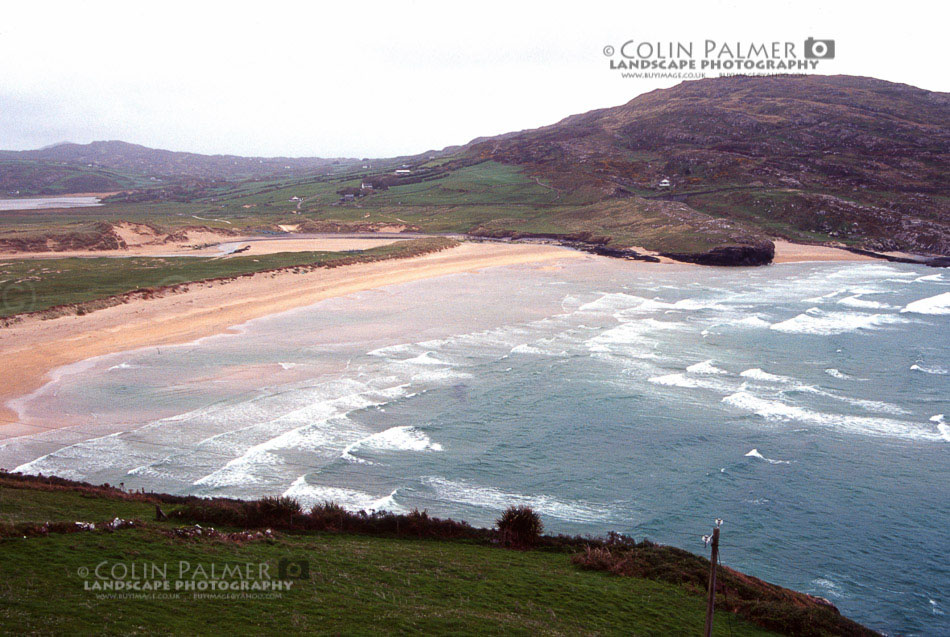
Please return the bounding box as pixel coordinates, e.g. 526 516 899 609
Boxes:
577 292 728 316
770 308 909 335
722 391 937 440
932 415 950 442
342 426 443 463
733 316 771 328
423 476 611 523
915 273 945 283
824 368 850 379
911 363 948 375
403 352 451 366
190 386 401 488
686 360 728 375
13 431 134 478
511 343 545 355
744 448 791 465
510 340 567 357
901 292 950 315
837 295 896 310
108 362 135 371
576 292 645 313
740 368 795 384
812 577 845 599
407 367 471 384
827 264 915 279
797 386 909 416
648 373 733 392
630 298 730 314
585 318 682 355
282 476 403 513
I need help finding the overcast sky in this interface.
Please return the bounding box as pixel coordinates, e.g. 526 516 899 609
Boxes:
1 0 945 158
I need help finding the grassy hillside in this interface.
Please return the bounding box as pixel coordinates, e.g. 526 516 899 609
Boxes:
466 76 949 257
0 473 876 635
0 160 153 196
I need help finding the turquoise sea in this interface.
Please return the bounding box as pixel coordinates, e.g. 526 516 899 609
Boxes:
3 257 947 634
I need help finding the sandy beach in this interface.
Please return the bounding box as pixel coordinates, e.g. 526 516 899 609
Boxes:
0 242 587 437
0 237 885 438
772 240 877 263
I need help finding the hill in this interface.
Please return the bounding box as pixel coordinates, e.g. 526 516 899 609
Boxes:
0 140 360 184
461 75 949 260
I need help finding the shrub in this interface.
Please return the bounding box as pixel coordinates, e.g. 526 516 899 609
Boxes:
497 506 543 548
244 496 302 527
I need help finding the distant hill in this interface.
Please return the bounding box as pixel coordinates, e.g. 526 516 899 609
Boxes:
0 140 359 183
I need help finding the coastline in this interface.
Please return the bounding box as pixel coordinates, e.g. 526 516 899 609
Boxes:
0 242 588 437
0 238 883 438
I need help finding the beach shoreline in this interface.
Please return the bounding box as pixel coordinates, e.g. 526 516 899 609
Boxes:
0 238 882 438
0 242 589 437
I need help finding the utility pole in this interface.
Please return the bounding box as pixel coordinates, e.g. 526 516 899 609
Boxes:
703 523 721 637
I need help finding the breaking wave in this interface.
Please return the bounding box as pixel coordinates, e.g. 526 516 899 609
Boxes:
722 392 937 440
740 368 795 383
824 368 851 379
282 475 403 513
837 295 897 310
686 359 728 375
770 308 909 335
901 292 950 315
745 448 791 465
911 363 948 375
422 476 612 523
342 426 443 463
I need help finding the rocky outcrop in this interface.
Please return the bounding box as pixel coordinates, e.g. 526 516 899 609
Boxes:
661 242 775 266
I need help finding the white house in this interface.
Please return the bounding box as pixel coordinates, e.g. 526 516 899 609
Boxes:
394 169 411 175
658 178 671 189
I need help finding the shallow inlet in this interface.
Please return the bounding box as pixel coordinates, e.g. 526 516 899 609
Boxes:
0 196 102 211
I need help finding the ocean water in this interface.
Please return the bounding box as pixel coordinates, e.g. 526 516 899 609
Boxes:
2 257 948 634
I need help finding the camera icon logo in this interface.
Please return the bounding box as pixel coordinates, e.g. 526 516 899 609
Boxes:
804 38 835 59
277 558 309 580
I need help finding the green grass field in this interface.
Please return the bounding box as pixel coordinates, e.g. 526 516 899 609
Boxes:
0 160 773 264
0 480 775 635
0 238 456 318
